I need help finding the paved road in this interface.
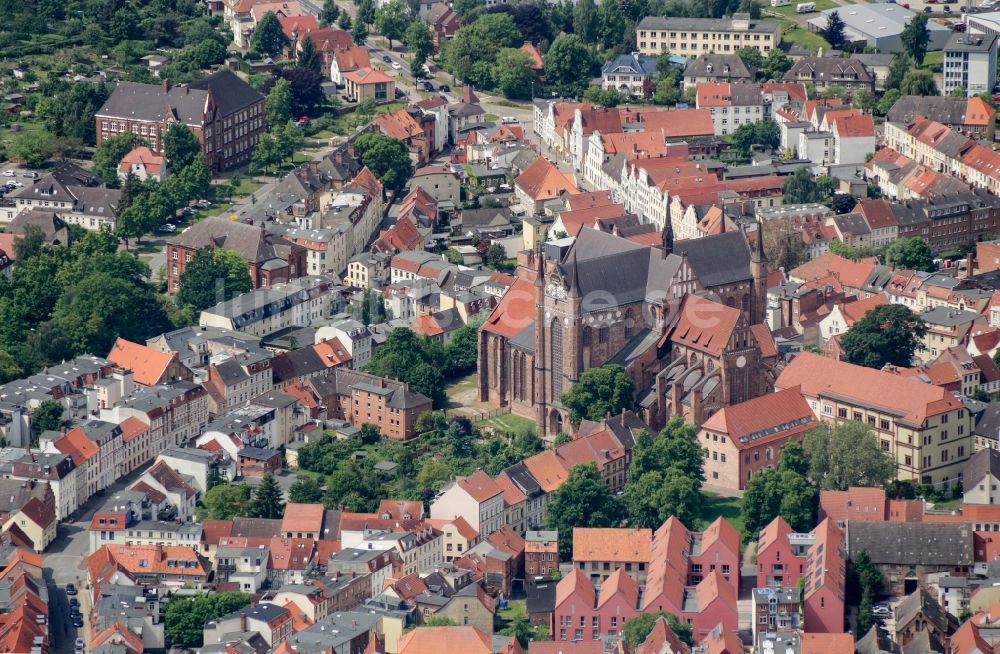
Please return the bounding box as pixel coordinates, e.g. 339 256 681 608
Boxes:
42 464 154 653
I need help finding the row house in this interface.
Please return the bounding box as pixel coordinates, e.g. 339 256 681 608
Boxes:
101 381 209 454
670 176 785 241
887 116 1000 198
866 147 972 202
9 453 78 520
46 426 101 505
203 350 274 415
755 516 848 635
198 276 339 339
552 568 639 643
431 470 505 538
696 82 771 137
88 543 210 590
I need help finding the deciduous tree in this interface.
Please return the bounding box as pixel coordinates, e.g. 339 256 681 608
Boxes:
901 13 930 65
560 364 635 426
883 237 935 272
177 246 254 311
900 67 938 96
546 463 624 558
803 421 897 490
376 0 412 48
197 482 252 520
544 33 595 96
163 124 202 170
298 35 322 72
250 11 288 57
354 133 414 189
841 303 926 369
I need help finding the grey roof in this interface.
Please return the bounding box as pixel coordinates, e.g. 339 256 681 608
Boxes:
894 588 954 634
973 401 1000 441
637 13 778 33
683 53 754 80
287 611 380 654
963 448 1000 487
554 228 683 309
783 57 874 84
170 217 283 264
188 70 264 117
887 95 993 127
846 521 973 566
500 461 543 499
602 53 658 77
854 53 896 67
832 212 871 237
919 306 980 328
674 229 752 289
946 32 998 53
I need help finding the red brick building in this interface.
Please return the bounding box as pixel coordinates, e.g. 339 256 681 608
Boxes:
95 71 265 173
165 217 306 294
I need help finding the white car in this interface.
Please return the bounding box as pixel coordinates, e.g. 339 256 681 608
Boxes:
390 61 402 70
872 604 891 616
2 170 14 177
157 224 176 233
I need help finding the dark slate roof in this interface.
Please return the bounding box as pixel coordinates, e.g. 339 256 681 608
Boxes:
683 53 754 79
601 53 659 77
231 517 283 538
894 588 954 636
9 210 68 241
97 81 212 124
500 461 543 499
270 348 326 385
525 578 557 615
170 217 275 263
783 57 874 84
556 228 683 309
963 448 1000 488
855 625 898 654
846 522 972 566
188 70 264 116
887 96 984 126
973 401 1000 440
673 229 752 288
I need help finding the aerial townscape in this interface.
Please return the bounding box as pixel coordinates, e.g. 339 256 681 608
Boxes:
16 0 1000 653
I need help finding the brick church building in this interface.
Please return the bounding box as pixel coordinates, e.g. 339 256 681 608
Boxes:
478 226 777 436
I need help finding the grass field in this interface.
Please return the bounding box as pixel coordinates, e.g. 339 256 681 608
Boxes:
781 24 832 53
923 50 944 73
477 412 537 435
699 492 745 535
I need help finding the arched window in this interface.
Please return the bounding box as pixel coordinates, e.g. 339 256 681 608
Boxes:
766 447 773 461
582 326 592 347
624 309 635 339
599 326 609 344
741 294 750 313
726 296 736 308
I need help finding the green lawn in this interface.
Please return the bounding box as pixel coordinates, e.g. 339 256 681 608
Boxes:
781 25 832 53
923 50 944 73
228 178 263 198
484 113 500 122
477 412 537 436
699 492 745 535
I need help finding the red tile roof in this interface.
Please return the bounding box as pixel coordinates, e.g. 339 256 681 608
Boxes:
776 352 965 427
668 295 742 357
107 337 178 386
819 487 887 523
281 503 325 534
515 157 578 202
456 469 503 503
572 527 650 562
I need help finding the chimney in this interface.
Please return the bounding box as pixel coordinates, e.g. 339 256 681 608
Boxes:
163 79 170 94
240 612 247 632
184 86 189 95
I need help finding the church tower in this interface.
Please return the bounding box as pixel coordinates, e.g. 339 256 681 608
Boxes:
750 218 768 325
533 244 548 438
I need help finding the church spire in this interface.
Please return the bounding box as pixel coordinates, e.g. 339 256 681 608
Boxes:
661 222 673 258
752 217 767 264
568 248 581 298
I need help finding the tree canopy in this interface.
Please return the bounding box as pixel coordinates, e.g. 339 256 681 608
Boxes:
365 328 448 407
840 303 926 369
177 247 254 311
883 237 935 272
803 421 897 490
375 0 412 48
623 419 706 528
165 592 252 647
561 364 635 426
250 11 288 57
546 463 624 558
249 472 285 519
197 482 253 520
782 167 827 204
900 68 938 96
901 13 930 65
822 11 846 48
544 34 597 96
354 133 413 189
93 132 147 186
163 124 202 170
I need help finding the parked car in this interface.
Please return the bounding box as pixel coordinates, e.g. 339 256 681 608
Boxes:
69 598 79 608
2 170 14 177
73 615 84 628
390 61 402 70
944 5 952 12
22 171 37 179
872 604 891 616
75 638 84 651
924 5 933 11
66 583 77 596
157 224 176 233
181 207 195 216
382 55 392 63
422 81 435 91
440 84 450 92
